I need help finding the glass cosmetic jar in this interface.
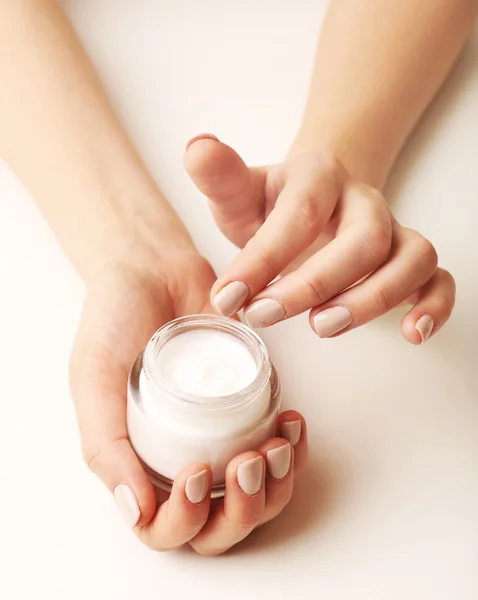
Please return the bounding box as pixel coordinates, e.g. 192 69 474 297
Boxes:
127 315 281 498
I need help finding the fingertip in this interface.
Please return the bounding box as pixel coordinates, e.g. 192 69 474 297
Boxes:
183 136 234 176
225 451 265 497
277 412 308 473
113 475 156 529
402 312 435 345
174 463 213 506
183 137 250 203
277 410 306 444
185 133 219 151
265 440 293 481
277 409 305 425
86 438 157 528
113 483 142 529
183 137 221 176
131 475 158 526
136 464 212 551
211 280 249 316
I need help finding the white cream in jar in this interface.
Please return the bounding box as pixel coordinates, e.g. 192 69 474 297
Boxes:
127 315 281 497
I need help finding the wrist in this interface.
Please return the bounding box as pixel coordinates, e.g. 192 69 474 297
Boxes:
74 190 198 284
289 119 394 190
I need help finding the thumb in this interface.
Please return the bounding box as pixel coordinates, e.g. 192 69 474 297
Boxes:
184 134 265 248
70 338 157 530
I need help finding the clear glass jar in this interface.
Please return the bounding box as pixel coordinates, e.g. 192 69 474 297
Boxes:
127 315 281 498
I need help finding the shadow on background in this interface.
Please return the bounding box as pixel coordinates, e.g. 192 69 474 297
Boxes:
227 451 341 556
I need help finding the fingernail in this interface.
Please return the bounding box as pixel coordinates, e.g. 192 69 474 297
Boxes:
244 298 286 328
237 456 264 496
213 281 249 316
185 469 209 504
281 420 301 446
266 444 291 480
313 306 353 338
415 314 434 343
185 133 219 150
113 484 140 528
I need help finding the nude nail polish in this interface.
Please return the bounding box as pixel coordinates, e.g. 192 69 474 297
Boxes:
185 469 209 504
113 484 140 528
281 420 301 446
213 281 249 316
237 456 264 495
313 306 353 338
185 133 219 150
415 315 434 343
244 299 286 328
266 444 291 480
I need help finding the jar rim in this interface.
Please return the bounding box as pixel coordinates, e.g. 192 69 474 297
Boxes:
142 314 272 410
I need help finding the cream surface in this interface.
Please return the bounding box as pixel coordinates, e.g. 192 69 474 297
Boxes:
127 324 277 486
156 329 258 397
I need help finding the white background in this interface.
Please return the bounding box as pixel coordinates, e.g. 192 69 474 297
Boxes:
0 2 477 599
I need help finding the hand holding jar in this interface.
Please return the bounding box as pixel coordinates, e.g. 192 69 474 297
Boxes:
70 256 308 556
7 0 469 561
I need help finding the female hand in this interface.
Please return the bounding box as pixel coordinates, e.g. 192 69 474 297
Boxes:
184 136 455 344
69 252 308 555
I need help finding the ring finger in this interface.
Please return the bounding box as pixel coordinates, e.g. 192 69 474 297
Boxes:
309 225 442 339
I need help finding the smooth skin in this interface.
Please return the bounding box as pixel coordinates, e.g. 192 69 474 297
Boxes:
0 0 475 554
185 0 477 342
0 0 306 554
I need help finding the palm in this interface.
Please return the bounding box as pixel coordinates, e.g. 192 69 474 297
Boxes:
69 256 216 453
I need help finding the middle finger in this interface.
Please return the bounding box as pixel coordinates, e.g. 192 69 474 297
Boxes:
244 183 392 328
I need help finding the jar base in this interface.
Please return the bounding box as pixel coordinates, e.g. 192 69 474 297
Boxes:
140 460 226 499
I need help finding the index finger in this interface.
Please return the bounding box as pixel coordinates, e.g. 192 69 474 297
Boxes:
211 154 344 317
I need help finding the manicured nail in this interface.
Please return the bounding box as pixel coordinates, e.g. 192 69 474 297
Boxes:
185 469 209 504
237 456 264 495
213 281 249 316
415 314 434 343
313 306 353 338
244 298 286 328
113 484 140 528
266 444 291 480
185 133 219 150
281 420 301 446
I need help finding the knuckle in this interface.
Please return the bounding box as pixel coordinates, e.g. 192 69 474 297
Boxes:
293 191 321 227
82 445 101 473
440 268 456 293
234 517 260 531
301 273 329 306
177 520 204 541
374 285 390 313
243 239 278 280
442 295 456 316
82 437 127 475
364 222 392 262
222 507 260 532
438 271 456 315
256 250 279 280
414 236 438 270
317 149 342 174
83 447 108 476
365 186 386 205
